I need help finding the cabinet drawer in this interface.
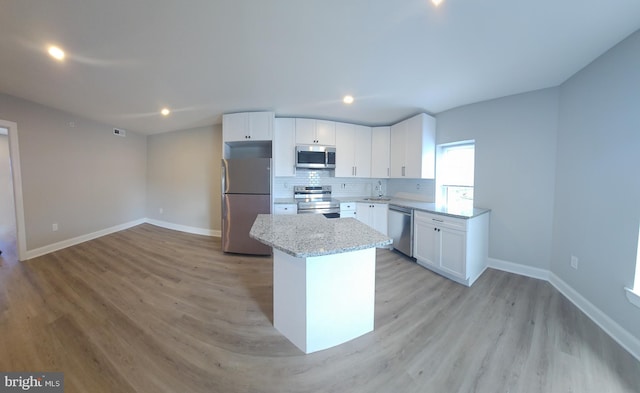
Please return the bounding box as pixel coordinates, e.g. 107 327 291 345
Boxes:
340 202 356 211
414 211 467 231
274 204 297 215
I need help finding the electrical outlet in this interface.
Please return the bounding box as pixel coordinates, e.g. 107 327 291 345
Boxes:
571 255 578 270
416 183 421 190
52 223 58 232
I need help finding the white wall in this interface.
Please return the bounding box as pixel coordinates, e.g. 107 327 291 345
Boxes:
435 88 559 270
552 30 640 339
0 93 147 251
146 125 222 233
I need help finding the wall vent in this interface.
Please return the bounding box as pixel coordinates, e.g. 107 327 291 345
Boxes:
113 128 126 137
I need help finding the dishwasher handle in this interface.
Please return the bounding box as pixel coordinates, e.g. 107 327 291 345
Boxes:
389 205 413 215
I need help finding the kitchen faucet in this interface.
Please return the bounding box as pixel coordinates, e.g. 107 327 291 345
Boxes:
378 180 383 197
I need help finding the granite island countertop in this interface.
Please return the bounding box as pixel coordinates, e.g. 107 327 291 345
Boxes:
250 214 392 258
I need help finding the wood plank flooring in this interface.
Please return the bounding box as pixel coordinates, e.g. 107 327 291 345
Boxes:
1 223 639 392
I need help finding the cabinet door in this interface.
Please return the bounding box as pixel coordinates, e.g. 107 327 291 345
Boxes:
371 127 390 178
414 214 439 267
440 227 466 278
354 125 372 178
274 118 296 176
404 115 422 178
371 203 388 235
335 122 356 177
248 112 273 141
295 118 316 144
405 113 435 179
355 203 372 226
222 113 249 142
389 120 407 178
315 120 336 145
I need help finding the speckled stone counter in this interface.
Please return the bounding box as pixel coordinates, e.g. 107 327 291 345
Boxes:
334 196 491 219
250 214 392 257
250 214 390 354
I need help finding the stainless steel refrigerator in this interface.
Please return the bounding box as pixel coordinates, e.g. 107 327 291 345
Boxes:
221 158 272 255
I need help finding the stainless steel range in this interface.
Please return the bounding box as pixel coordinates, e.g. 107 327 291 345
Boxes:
294 185 340 218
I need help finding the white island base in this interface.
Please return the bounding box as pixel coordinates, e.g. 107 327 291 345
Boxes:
273 248 376 354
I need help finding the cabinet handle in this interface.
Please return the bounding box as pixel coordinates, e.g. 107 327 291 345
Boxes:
432 218 444 222
354 167 357 176
402 166 405 176
387 168 390 177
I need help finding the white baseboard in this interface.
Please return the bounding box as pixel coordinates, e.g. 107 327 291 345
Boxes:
487 257 550 281
489 257 640 361
25 218 147 260
25 218 221 260
145 218 221 237
549 273 640 362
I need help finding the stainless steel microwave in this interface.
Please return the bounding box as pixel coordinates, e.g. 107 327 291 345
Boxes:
295 145 336 169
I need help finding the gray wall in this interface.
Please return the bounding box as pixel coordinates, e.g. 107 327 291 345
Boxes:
0 93 147 250
0 134 16 235
436 88 559 270
146 125 222 232
552 30 640 337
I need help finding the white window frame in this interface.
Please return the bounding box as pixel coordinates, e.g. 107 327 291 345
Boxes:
435 140 475 210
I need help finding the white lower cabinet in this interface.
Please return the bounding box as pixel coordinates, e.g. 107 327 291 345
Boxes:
356 203 388 235
413 210 489 286
273 204 297 215
340 202 357 218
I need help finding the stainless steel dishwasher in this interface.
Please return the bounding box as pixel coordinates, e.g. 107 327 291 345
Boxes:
388 205 413 258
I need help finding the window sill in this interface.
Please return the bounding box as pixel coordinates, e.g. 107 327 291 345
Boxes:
625 287 640 309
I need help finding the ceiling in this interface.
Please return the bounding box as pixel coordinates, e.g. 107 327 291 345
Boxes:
1 0 639 135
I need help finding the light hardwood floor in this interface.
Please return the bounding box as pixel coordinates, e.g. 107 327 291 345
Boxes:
0 223 639 393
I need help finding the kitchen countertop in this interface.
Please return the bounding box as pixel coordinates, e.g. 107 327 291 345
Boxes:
273 195 490 219
250 214 392 258
273 198 297 204
333 196 490 219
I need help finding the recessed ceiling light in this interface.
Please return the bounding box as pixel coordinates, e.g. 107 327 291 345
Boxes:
48 46 65 61
160 108 171 116
343 95 354 104
432 0 443 6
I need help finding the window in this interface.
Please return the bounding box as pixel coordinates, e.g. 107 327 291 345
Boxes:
626 224 640 308
436 141 475 212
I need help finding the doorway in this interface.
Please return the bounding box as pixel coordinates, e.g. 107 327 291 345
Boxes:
0 127 17 258
0 119 26 261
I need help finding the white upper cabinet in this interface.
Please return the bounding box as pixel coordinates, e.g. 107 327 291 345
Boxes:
389 113 436 179
223 112 274 142
371 126 390 178
274 118 296 177
335 122 371 178
295 119 336 146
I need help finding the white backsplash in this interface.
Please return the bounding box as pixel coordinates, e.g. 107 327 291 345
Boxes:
273 170 436 201
386 179 436 202
273 170 388 199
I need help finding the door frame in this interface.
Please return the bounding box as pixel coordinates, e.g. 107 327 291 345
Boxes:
0 119 27 261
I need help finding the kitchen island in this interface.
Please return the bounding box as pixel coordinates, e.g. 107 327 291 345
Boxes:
250 214 392 354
